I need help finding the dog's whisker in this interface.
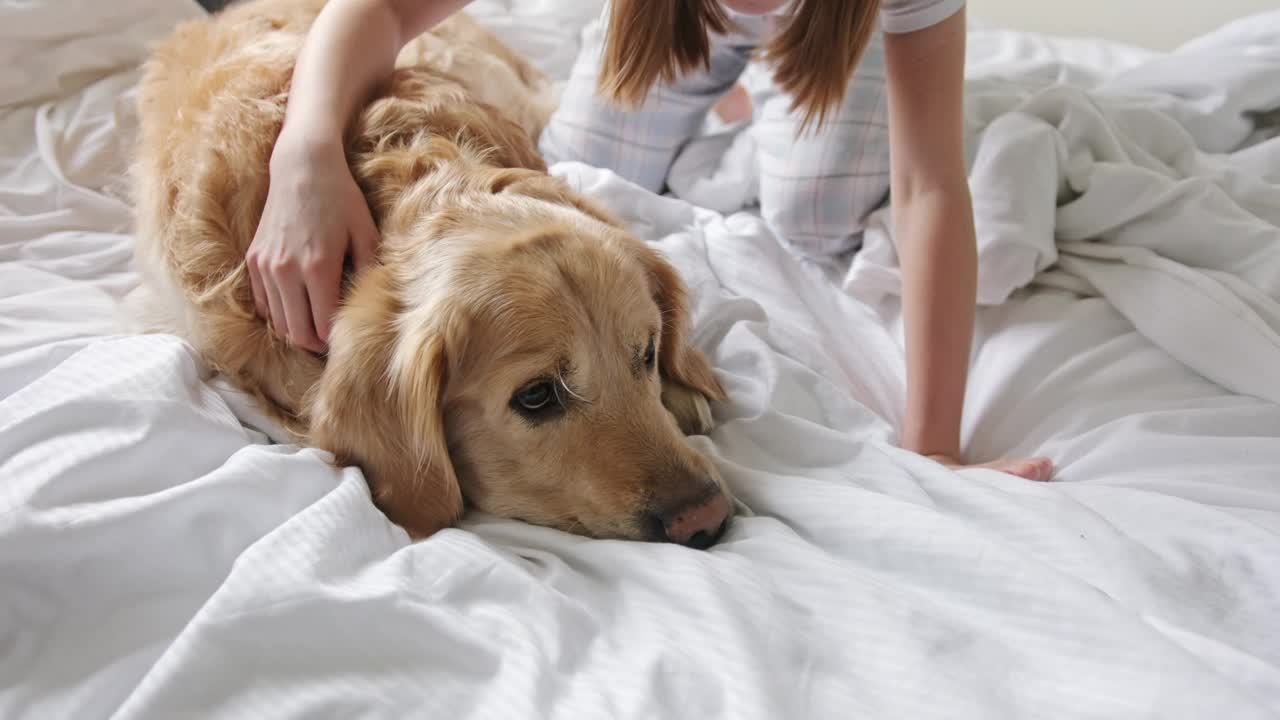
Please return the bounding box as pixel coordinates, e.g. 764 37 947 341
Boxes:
553 368 592 405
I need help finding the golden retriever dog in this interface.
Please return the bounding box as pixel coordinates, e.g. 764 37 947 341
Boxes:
129 0 734 547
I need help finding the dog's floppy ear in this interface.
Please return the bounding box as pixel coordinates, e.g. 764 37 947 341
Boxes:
634 243 726 403
305 266 463 539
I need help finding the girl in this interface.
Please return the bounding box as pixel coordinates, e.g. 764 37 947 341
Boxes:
247 0 1053 480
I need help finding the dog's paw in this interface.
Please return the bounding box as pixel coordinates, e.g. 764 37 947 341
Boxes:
661 380 715 436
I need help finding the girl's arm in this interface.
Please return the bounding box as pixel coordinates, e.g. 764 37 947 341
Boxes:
882 9 1053 481
248 0 470 352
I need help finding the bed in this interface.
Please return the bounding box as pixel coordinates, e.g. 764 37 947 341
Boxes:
3 1 1279 717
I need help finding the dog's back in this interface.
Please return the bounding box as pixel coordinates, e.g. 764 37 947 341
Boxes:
130 0 555 432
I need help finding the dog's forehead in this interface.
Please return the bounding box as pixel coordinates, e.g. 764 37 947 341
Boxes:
466 228 659 345
507 228 651 300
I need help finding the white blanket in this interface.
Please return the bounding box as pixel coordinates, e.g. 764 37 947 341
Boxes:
849 15 1280 409
3 2 1280 719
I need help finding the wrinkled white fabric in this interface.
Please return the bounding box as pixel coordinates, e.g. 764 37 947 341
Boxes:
846 11 1280 408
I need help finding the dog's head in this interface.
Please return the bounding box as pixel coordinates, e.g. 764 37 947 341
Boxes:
306 185 731 547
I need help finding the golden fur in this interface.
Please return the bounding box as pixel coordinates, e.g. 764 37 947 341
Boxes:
599 0 880 132
129 0 731 541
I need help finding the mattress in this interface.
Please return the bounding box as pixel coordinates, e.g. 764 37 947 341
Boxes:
2 1 1279 718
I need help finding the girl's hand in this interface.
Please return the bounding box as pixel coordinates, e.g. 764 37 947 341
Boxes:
242 0 477 351
928 454 1055 482
246 135 379 353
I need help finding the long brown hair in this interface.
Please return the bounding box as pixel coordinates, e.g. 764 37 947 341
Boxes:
599 0 881 133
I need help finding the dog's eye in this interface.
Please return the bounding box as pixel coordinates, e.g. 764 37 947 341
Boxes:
511 380 567 422
514 381 555 411
642 336 657 371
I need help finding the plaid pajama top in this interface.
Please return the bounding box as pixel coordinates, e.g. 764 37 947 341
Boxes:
539 0 966 258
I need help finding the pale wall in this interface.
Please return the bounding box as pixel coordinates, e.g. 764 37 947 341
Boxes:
966 0 1276 50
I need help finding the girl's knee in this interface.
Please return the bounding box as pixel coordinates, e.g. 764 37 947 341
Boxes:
758 185 870 258
754 137 890 258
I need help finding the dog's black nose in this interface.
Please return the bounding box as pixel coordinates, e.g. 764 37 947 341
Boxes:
651 492 732 549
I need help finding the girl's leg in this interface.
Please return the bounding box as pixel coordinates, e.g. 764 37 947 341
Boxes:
753 30 892 258
539 12 765 193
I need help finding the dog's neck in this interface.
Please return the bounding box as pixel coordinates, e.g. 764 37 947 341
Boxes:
351 139 624 246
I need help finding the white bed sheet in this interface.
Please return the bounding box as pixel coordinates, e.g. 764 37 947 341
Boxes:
2 1 1279 718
